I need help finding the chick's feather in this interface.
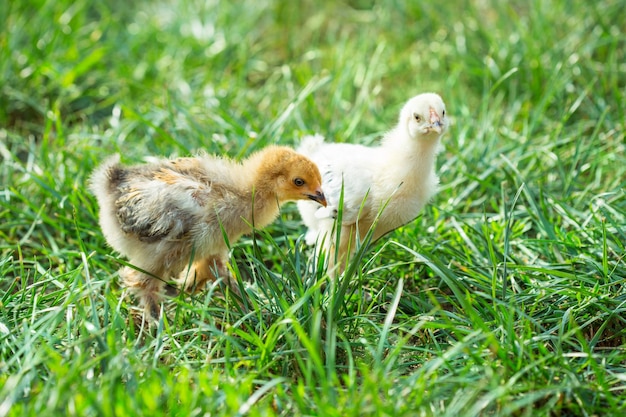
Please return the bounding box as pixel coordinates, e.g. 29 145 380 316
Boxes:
297 93 449 272
90 146 326 317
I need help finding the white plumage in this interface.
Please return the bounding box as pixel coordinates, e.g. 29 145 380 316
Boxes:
297 92 449 273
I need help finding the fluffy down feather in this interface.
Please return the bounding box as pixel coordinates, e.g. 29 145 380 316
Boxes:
90 146 326 317
297 93 448 273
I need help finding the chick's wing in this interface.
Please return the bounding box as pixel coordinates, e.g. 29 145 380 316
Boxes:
312 143 377 224
114 163 212 243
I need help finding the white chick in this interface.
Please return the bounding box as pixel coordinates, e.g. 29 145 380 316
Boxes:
90 146 327 317
297 92 448 273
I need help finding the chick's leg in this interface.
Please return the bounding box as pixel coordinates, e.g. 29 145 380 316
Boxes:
177 254 234 293
119 265 165 319
327 225 357 277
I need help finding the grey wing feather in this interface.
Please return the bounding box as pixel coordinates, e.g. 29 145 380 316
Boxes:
114 189 192 242
112 167 208 242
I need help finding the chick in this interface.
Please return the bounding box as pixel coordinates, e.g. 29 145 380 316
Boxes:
297 93 448 273
90 146 327 317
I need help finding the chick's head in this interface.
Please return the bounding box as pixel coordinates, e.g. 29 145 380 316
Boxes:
400 92 448 139
256 146 327 206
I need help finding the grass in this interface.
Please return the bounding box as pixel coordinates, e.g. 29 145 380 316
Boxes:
1 0 625 415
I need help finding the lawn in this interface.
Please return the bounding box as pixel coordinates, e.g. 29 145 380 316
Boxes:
1 0 625 415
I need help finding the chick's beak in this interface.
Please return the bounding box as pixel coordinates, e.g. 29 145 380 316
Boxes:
307 188 327 207
429 107 443 133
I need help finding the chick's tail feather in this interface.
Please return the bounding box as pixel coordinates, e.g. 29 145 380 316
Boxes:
297 134 326 156
89 154 124 196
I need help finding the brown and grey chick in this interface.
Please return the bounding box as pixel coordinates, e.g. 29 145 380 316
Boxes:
90 145 327 318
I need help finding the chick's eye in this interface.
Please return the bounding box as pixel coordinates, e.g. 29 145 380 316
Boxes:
413 112 421 122
293 178 305 187
442 110 446 117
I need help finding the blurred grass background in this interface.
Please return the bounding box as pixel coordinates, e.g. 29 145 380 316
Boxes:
1 0 625 416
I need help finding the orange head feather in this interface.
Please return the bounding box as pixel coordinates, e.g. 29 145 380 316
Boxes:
251 146 327 206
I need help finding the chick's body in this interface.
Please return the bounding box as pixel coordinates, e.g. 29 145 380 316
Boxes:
297 93 448 273
90 146 326 316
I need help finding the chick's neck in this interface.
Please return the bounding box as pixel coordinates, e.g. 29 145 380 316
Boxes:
382 127 442 178
232 157 284 226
